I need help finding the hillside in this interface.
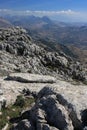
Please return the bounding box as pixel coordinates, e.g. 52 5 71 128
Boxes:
5 15 87 47
0 26 86 82
0 26 87 130
5 15 87 64
1 1 87 130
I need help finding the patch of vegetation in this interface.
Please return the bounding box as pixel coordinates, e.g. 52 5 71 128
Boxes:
0 95 35 130
14 95 25 108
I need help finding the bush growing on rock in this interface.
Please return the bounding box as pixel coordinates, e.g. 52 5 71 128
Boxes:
14 95 25 108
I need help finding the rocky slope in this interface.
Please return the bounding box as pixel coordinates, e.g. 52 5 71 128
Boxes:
5 15 87 64
0 26 86 82
0 27 87 129
0 73 87 130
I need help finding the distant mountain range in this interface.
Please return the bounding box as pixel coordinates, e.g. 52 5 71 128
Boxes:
4 15 87 47
1 15 87 64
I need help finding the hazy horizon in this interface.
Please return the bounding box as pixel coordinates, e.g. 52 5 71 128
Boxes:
0 0 87 22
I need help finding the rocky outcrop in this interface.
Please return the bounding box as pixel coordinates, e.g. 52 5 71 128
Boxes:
0 73 87 129
0 27 86 82
11 86 87 130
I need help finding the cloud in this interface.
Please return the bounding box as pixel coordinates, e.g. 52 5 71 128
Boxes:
25 9 79 16
0 9 79 16
0 9 87 22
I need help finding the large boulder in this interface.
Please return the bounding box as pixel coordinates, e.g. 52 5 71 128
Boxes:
11 87 74 130
11 86 87 130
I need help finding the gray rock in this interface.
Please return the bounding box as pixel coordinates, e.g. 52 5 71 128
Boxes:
0 27 86 82
11 86 87 130
12 87 74 130
34 95 73 130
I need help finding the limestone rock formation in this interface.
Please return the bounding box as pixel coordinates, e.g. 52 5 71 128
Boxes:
11 86 87 130
0 73 87 129
0 27 86 82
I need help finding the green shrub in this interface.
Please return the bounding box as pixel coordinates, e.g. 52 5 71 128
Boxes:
14 95 25 108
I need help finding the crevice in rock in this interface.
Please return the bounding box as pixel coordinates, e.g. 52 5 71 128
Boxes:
81 109 87 128
56 94 82 130
39 96 69 130
46 116 67 130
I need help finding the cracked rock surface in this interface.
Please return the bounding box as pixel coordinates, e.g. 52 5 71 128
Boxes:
0 73 87 129
0 27 86 82
11 86 87 130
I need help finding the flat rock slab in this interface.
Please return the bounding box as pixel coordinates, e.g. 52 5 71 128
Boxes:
6 73 56 83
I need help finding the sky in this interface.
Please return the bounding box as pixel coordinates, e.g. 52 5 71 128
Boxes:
0 0 87 22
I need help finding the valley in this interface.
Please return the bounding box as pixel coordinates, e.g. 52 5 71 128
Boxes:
4 15 87 64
